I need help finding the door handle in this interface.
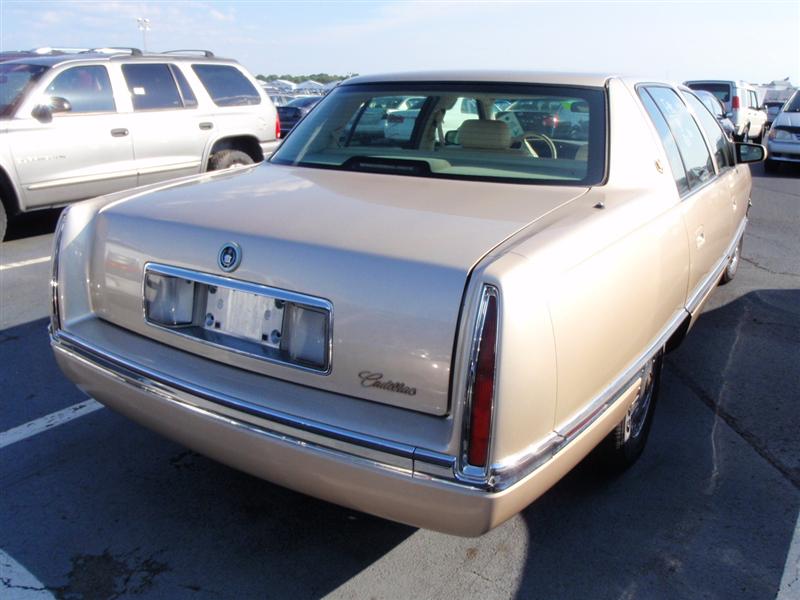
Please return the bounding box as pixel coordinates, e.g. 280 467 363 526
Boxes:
695 227 705 248
199 122 214 130
110 128 129 137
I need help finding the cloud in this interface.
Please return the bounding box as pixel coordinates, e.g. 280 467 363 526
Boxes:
209 8 235 22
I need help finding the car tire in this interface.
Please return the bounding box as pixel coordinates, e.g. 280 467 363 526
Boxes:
0 201 7 242
598 352 663 471
208 150 255 171
720 236 743 285
764 158 780 173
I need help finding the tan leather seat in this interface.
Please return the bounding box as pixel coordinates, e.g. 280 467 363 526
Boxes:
458 120 512 150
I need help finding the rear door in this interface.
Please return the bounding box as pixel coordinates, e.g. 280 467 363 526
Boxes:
11 64 136 208
122 63 213 185
639 86 729 303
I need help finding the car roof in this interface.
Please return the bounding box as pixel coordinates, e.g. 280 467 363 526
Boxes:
1 51 238 68
343 70 613 88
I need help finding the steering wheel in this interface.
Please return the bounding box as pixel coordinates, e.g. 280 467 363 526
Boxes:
521 132 558 159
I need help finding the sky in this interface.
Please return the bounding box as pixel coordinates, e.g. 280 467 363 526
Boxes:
0 0 798 84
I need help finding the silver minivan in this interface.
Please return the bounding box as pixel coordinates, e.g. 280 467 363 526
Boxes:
0 48 279 240
685 80 767 143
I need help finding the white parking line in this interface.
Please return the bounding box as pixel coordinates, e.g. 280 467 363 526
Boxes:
0 256 51 271
777 511 800 599
0 399 103 450
0 549 55 598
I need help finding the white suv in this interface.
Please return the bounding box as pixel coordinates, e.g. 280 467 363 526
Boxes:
0 48 279 240
685 80 767 143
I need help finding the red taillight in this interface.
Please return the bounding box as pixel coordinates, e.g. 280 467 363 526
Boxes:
275 115 281 139
467 290 498 468
731 96 740 109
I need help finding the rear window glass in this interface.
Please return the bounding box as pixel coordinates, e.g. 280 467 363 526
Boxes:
191 65 261 107
686 83 731 104
271 82 606 185
123 64 182 110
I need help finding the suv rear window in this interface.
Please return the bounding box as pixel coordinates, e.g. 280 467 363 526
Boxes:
191 65 261 107
686 83 731 104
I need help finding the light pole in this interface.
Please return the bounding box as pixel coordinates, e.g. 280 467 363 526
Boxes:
136 18 151 52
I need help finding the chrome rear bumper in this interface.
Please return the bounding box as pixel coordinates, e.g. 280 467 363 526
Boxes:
50 327 638 535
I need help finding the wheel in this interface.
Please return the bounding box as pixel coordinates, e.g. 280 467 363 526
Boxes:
0 201 7 242
208 150 254 171
764 158 780 173
599 352 663 470
720 236 743 284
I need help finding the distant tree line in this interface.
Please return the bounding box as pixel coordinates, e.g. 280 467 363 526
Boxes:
256 73 356 84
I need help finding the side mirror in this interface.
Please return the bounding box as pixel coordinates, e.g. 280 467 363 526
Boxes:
444 130 459 145
31 104 52 123
735 142 765 164
32 96 72 123
49 96 72 113
724 111 734 119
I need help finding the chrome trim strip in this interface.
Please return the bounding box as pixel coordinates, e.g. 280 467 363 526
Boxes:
52 329 416 469
143 263 333 375
137 161 201 176
686 217 747 314
53 336 413 478
484 306 690 492
49 207 69 332
27 169 138 191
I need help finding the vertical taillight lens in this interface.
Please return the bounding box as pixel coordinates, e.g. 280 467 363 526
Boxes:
731 95 740 109
466 287 498 469
275 114 281 139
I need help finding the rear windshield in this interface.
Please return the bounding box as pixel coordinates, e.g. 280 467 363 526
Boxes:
783 91 800 113
191 64 261 107
686 83 731 104
0 63 48 117
271 82 606 185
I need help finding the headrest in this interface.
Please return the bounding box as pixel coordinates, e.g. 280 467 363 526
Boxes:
458 119 511 150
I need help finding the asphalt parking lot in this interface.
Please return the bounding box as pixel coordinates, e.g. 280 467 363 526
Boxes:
1 163 798 600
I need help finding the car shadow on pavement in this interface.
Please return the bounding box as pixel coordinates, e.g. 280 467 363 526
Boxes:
1 318 416 599
4 207 63 242
515 288 799 599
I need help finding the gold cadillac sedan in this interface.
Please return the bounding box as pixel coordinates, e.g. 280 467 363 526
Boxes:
50 72 764 536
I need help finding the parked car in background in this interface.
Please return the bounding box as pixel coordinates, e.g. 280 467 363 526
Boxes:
765 90 800 172
0 48 279 240
269 94 294 107
692 89 736 139
276 95 321 136
51 70 764 536
764 101 785 127
685 80 767 143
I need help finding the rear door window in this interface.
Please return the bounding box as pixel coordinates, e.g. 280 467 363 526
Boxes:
684 92 734 169
122 64 182 110
644 86 714 190
639 90 689 195
169 65 197 108
191 65 261 107
45 66 116 113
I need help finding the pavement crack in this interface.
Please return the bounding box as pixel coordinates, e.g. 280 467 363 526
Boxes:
741 256 800 278
666 359 800 490
0 576 49 592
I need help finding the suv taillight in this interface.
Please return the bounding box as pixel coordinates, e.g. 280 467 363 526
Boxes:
275 115 281 139
466 287 498 468
732 95 740 109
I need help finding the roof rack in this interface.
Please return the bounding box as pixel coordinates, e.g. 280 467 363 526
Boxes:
81 47 143 56
161 49 215 58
